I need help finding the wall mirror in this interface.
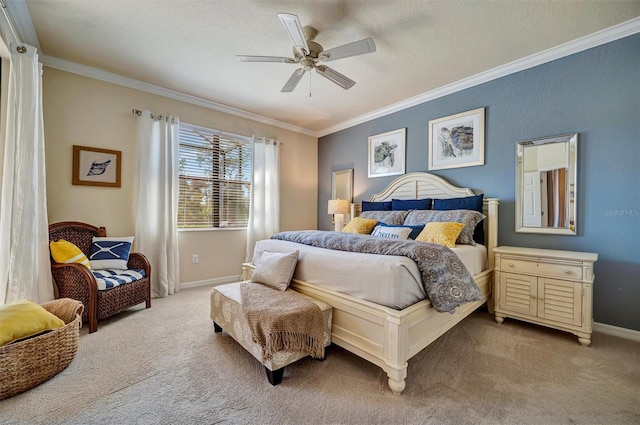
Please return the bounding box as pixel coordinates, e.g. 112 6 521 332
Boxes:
516 133 577 235
331 169 353 202
332 169 353 222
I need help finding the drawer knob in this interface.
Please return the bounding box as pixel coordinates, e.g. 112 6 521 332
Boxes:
531 295 536 299
508 263 515 267
539 296 544 300
564 270 572 274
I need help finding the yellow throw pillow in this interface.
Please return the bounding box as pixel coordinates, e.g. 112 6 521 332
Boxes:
416 222 466 248
50 239 90 268
0 300 65 346
341 217 378 234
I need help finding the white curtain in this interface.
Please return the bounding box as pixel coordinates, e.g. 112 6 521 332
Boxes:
245 137 280 262
135 110 180 297
0 44 53 304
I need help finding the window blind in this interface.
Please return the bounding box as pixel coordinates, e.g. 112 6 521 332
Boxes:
178 123 252 229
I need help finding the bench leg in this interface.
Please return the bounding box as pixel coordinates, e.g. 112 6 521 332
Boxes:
213 322 222 333
265 367 284 385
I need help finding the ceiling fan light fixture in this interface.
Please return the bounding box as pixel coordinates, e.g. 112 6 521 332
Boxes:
301 58 314 71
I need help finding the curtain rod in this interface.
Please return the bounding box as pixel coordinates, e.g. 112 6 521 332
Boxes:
0 0 26 54
133 108 282 145
132 108 177 123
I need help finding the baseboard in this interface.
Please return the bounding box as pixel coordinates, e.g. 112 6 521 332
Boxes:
180 275 242 290
594 322 640 342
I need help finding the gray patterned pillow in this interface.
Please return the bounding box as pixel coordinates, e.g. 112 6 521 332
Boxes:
360 210 408 225
404 209 486 245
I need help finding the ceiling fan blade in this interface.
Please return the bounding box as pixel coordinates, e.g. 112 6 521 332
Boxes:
281 68 307 92
278 13 310 55
315 65 355 90
319 38 376 62
237 55 296 63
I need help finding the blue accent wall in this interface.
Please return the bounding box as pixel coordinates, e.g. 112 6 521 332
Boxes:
318 34 640 331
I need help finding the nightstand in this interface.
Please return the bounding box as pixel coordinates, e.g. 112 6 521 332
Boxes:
493 246 597 346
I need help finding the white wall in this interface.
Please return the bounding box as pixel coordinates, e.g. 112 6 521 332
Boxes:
43 68 318 285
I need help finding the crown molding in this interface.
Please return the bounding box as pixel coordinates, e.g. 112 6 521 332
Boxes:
317 16 640 137
40 55 317 137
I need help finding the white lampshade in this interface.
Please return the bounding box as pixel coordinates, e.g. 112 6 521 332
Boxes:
328 199 350 215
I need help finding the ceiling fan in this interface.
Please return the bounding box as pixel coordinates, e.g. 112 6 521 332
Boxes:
237 13 376 93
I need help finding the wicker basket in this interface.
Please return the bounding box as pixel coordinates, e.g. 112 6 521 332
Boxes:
0 298 83 400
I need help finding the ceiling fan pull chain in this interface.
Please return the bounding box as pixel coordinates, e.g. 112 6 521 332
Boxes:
309 71 312 98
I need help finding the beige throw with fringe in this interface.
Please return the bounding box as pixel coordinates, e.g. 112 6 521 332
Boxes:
240 282 324 361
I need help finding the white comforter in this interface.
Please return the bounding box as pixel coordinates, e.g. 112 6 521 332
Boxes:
252 238 486 310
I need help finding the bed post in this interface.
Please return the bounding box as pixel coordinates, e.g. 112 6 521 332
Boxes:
483 198 499 314
484 198 499 270
350 203 360 219
384 315 408 395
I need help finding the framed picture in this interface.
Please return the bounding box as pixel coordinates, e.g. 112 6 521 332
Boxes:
72 145 121 187
368 128 406 178
428 107 485 170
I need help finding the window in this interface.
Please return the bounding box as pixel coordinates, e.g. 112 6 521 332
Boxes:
178 123 252 229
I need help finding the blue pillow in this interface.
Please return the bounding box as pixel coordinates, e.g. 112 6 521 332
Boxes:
362 201 392 211
433 194 484 244
392 198 432 211
433 194 483 212
89 236 134 270
378 222 425 240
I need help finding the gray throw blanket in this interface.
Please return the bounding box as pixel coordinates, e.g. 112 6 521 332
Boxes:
271 231 483 313
240 281 325 362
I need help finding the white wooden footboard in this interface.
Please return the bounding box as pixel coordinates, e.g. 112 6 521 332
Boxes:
241 264 491 394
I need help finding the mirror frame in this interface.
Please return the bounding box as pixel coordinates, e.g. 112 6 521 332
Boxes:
331 169 353 202
331 169 353 225
516 133 577 235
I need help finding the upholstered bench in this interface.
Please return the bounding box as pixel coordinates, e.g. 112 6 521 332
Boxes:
210 282 332 385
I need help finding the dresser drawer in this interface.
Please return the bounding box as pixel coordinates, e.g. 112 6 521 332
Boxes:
501 258 583 280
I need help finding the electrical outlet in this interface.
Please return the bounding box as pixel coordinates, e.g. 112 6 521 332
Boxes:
191 254 199 264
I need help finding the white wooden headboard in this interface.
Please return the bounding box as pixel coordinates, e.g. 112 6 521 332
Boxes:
350 172 499 269
370 172 475 201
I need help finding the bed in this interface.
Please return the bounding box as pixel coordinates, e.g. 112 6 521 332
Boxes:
242 172 499 394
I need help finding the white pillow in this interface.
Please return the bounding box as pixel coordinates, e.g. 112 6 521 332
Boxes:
251 251 299 291
371 225 412 240
89 236 134 270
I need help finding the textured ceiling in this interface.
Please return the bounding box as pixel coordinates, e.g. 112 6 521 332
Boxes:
23 0 640 135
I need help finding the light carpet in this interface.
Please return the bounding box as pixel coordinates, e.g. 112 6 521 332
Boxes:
1 285 639 425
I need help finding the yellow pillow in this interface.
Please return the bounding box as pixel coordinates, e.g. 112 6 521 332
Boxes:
416 222 466 248
50 239 90 268
341 217 378 234
0 300 65 346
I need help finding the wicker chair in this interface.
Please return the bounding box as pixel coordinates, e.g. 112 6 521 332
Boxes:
48 222 151 333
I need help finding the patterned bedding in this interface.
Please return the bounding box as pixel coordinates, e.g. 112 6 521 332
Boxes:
271 231 483 313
